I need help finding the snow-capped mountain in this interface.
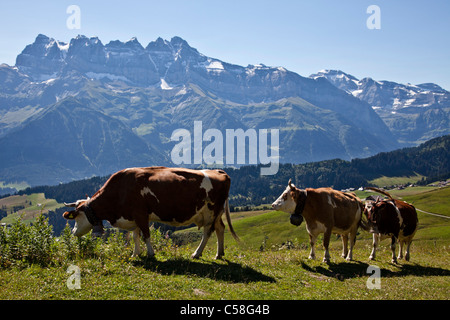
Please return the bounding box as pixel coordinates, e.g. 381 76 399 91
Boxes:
16 34 288 93
310 70 360 93
1 34 441 186
311 69 449 111
310 70 450 145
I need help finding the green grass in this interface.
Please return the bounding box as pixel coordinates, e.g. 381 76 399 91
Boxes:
368 173 426 187
402 187 450 217
0 187 449 300
0 181 30 191
1 240 448 300
0 193 63 224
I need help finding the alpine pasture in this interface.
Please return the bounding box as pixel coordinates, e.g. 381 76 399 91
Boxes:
0 186 449 300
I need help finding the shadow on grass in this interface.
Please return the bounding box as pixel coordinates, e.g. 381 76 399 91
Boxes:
301 260 450 281
132 256 276 284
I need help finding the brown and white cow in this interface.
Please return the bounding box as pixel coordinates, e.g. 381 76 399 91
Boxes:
63 167 239 259
364 187 418 263
272 179 365 263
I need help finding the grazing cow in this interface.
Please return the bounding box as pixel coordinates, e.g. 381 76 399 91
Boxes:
364 187 418 263
63 167 239 259
272 179 365 263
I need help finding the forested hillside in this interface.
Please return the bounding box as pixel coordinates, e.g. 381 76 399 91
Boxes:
14 135 448 208
228 134 449 205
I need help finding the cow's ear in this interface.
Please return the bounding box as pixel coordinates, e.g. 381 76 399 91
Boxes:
63 210 78 220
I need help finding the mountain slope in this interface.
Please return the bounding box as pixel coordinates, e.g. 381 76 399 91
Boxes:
311 70 450 145
0 98 166 185
0 35 417 186
15 135 450 209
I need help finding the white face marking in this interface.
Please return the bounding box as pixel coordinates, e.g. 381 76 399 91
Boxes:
272 186 296 213
140 187 159 202
200 170 213 193
72 211 93 236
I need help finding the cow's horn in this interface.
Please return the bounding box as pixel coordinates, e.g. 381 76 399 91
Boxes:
288 179 296 189
64 201 78 207
64 197 90 207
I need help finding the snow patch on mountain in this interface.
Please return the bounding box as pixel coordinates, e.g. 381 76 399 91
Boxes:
160 78 173 90
85 72 129 82
310 69 450 111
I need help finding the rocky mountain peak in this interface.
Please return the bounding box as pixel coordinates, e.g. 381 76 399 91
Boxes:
2 34 448 185
310 69 359 92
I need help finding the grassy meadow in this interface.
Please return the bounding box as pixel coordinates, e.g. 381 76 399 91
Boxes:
0 193 62 224
0 186 449 300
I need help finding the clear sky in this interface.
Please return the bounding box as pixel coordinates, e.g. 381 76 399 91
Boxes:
1 0 449 90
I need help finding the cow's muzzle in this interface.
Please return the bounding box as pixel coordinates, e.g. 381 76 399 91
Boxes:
290 213 303 226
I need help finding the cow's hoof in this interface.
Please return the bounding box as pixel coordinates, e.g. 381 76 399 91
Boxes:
215 254 224 260
191 253 201 259
308 255 315 260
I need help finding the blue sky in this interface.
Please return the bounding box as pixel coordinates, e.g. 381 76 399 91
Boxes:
1 0 449 89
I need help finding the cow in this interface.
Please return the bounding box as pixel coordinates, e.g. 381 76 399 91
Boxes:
63 167 239 259
364 187 418 263
272 179 365 263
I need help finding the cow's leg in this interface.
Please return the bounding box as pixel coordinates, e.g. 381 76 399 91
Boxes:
398 240 404 260
144 236 154 257
322 229 332 263
134 214 154 258
192 224 213 259
341 234 349 259
369 234 379 260
214 217 225 260
132 229 142 257
138 225 154 258
346 228 357 261
390 236 397 263
405 240 412 261
308 233 317 260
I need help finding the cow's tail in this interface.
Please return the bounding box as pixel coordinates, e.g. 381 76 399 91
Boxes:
365 187 395 200
225 198 240 242
358 201 370 232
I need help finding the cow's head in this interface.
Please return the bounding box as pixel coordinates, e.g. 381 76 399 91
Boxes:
272 179 306 226
364 198 390 233
62 197 93 237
